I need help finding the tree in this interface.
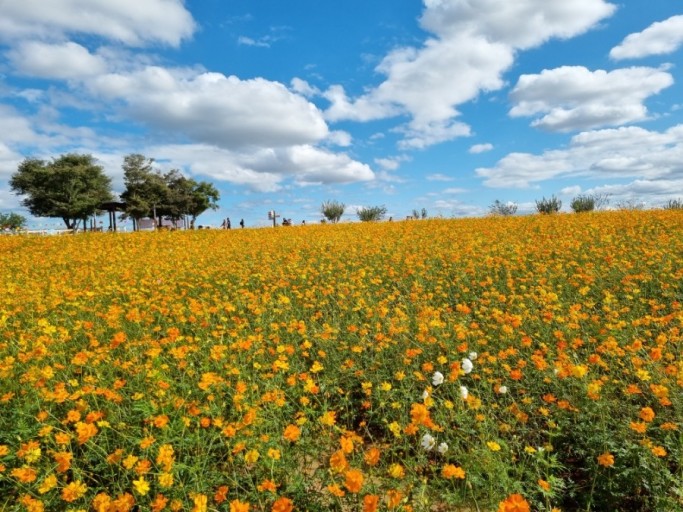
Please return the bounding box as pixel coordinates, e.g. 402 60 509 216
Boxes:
120 154 168 230
321 200 345 223
0 212 26 230
357 205 387 222
489 200 518 216
10 154 112 230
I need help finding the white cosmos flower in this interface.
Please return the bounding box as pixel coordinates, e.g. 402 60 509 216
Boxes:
498 385 508 394
421 433 436 451
469 351 478 361
461 358 473 374
459 385 469 400
421 389 429 401
432 371 444 386
437 442 449 454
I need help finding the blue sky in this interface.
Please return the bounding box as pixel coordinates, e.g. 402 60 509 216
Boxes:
1 0 682 228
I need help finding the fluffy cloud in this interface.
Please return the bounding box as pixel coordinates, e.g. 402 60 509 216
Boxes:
476 124 683 188
509 66 673 131
0 0 195 46
147 143 374 192
420 0 615 48
469 143 493 154
610 15 683 60
325 0 615 148
88 68 330 149
8 42 108 80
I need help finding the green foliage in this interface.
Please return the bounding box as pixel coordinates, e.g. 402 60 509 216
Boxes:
357 205 387 222
0 212 26 230
10 153 113 229
121 154 220 229
570 194 610 213
321 200 345 223
663 198 683 210
489 200 518 216
535 195 562 214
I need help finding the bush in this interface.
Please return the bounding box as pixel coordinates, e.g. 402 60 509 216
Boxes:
571 194 610 213
321 200 345 223
357 205 387 222
411 208 428 219
535 195 562 214
570 195 595 213
489 200 518 216
663 198 683 210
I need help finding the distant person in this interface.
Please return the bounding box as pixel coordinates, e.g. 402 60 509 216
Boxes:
226 218 231 229
240 219 245 228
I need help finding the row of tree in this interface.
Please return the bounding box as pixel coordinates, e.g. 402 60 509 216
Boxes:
9 153 220 230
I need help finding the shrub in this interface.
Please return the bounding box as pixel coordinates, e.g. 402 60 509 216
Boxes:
321 200 345 223
570 195 595 213
535 195 562 214
357 205 387 222
663 198 683 210
571 193 610 213
489 200 518 216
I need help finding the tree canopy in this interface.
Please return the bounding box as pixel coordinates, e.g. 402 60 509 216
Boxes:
0 212 26 230
321 200 345 223
10 153 113 229
120 154 220 230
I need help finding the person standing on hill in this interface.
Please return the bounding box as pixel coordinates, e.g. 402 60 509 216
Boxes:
226 218 231 229
240 219 245 228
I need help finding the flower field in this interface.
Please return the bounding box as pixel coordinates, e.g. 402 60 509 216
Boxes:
0 210 681 511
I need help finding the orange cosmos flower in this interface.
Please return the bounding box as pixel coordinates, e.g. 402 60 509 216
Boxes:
53 451 73 473
364 447 380 466
639 407 655 422
11 467 38 483
271 497 294 512
327 484 345 497
283 424 301 442
61 480 87 502
386 489 403 509
363 494 380 512
75 421 98 444
257 479 279 492
597 452 615 467
151 494 169 512
344 468 364 493
441 464 466 479
153 414 170 428
19 495 44 512
651 446 667 457
498 493 530 512
229 500 250 512
214 485 229 504
330 449 349 472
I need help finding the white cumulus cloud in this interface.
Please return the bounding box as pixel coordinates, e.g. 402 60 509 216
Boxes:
0 0 195 46
610 15 683 60
8 41 108 80
324 0 616 148
509 66 673 131
476 124 683 188
87 67 330 149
